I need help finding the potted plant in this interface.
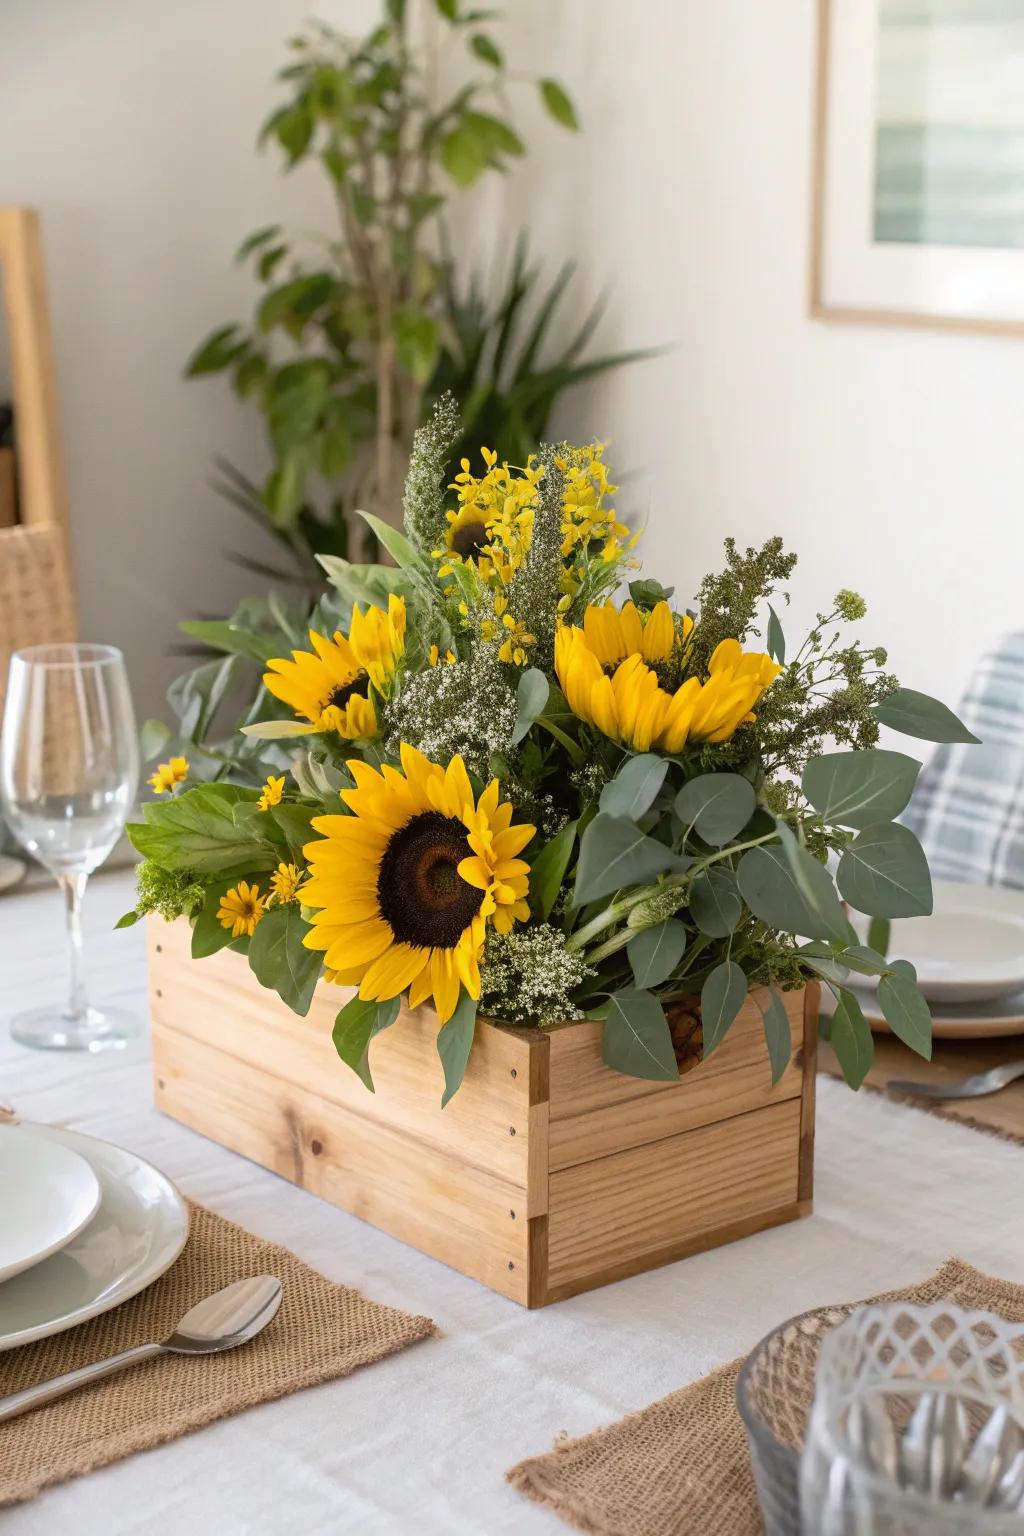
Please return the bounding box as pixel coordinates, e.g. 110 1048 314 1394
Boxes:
126 399 975 1304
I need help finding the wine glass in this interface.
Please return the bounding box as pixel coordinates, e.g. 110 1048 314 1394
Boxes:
0 643 140 1050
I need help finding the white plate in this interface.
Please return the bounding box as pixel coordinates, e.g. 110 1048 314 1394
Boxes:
850 880 1024 1005
0 1125 189 1351
851 983 1024 1041
0 1126 101 1281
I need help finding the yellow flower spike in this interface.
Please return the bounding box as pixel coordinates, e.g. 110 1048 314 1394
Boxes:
148 756 189 794
300 747 535 1025
257 774 286 811
269 862 305 905
217 881 266 938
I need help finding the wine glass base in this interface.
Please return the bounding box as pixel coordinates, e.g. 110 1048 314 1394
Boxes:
10 1004 139 1053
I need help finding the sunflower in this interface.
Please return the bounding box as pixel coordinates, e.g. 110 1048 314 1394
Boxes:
262 597 405 740
555 617 780 753
217 881 266 938
580 599 690 668
301 744 535 1023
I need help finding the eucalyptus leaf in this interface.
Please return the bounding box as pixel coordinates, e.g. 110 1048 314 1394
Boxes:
627 918 687 989
437 990 478 1106
689 867 743 937
802 749 921 830
829 988 875 1089
837 822 932 919
796 942 851 988
573 814 687 906
759 988 792 1085
602 989 679 1082
737 841 851 945
841 943 895 978
701 961 748 1058
867 916 892 958
774 821 854 944
528 819 577 920
872 688 979 745
511 667 550 746
877 970 932 1060
766 605 786 665
674 773 756 847
248 904 321 1016
600 754 668 821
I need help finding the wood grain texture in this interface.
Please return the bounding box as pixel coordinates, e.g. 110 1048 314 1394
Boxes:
546 987 805 1171
545 1099 804 1294
799 983 820 1203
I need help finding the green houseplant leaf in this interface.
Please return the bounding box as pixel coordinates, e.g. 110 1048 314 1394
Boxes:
674 773 756 847
736 842 850 945
599 754 668 821
248 904 322 1016
701 961 748 1058
872 688 979 744
836 822 932 919
127 785 277 876
437 990 479 1106
627 919 686 990
573 814 688 906
602 989 679 1082
528 819 577 921
511 667 549 746
802 749 921 830
539 78 579 130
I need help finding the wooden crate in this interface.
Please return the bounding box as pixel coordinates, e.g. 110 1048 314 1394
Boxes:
149 917 817 1306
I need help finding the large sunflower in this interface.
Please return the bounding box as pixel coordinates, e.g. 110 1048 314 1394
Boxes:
555 610 780 753
580 599 690 668
301 744 535 1022
262 596 405 739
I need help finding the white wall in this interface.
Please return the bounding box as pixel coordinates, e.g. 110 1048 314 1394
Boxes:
3 0 1022 720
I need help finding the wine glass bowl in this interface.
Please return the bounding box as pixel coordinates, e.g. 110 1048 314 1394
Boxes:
0 643 140 1050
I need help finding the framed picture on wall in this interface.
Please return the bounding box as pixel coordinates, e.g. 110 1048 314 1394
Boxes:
810 0 1024 336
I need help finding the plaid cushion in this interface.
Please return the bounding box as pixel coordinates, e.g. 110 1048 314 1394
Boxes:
902 633 1024 889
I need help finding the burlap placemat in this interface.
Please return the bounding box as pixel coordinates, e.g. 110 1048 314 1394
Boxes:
506 1258 1024 1536
1 1200 437 1507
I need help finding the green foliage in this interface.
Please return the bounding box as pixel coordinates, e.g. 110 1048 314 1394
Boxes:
602 989 679 1082
333 994 400 1090
184 12 601 584
127 785 278 876
872 688 979 744
829 988 875 1089
437 991 478 1106
248 904 322 1015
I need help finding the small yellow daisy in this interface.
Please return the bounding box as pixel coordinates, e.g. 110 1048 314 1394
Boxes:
217 881 266 938
148 756 188 794
270 862 304 905
258 775 286 811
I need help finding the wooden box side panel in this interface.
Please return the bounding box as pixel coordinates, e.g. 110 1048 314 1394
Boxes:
546 987 807 1171
544 1098 804 1301
147 917 547 1197
152 1023 535 1305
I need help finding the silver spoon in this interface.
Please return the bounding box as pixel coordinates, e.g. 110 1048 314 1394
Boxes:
886 1060 1024 1101
0 1275 282 1422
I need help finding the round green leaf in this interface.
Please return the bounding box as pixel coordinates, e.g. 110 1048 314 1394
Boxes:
828 988 875 1089
674 774 756 847
836 822 933 919
701 961 748 1058
802 749 922 830
877 971 932 1060
573 814 687 906
599 754 668 821
627 919 687 989
689 868 742 937
602 989 679 1082
737 843 850 944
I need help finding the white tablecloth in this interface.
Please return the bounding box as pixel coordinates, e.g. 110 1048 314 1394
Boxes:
1 869 1023 1535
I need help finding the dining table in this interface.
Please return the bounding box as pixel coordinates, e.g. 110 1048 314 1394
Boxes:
2 866 1023 1535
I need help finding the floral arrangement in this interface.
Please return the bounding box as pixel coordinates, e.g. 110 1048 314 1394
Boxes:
123 397 976 1104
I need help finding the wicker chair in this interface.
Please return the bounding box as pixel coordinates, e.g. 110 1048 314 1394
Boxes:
0 207 77 713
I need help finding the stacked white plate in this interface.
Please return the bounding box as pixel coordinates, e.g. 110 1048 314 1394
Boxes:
0 1122 188 1350
849 879 1024 1039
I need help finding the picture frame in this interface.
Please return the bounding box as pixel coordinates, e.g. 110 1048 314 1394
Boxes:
810 0 1024 338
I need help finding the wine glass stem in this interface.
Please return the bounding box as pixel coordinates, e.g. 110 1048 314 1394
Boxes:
58 872 89 1021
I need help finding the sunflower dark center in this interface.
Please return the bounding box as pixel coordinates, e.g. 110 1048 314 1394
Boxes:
324 671 369 712
376 811 484 948
451 519 489 559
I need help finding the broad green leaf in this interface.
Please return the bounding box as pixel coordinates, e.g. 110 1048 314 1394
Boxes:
190 879 241 959
841 943 894 977
602 989 679 1082
528 819 577 920
629 578 674 607
600 754 668 821
573 814 687 906
356 509 423 573
185 324 246 376
511 667 550 746
829 988 875 1089
437 990 478 1106
737 842 850 945
627 918 687 989
867 916 891 958
872 688 979 745
441 119 489 185
127 784 275 876
178 619 281 665
674 773 756 847
701 961 748 1058
470 32 502 66
115 909 140 929
774 821 855 944
248 904 321 1016
759 988 792 1085
167 654 240 744
802 749 921 830
271 802 320 854
234 224 281 262
689 867 742 937
333 995 400 1091
140 717 172 763
231 801 288 846
877 971 932 1060
766 605 786 666
837 822 932 919
796 941 851 988
539 78 580 130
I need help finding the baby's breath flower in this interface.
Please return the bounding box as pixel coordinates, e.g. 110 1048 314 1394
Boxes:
386 641 518 782
480 925 593 1027
403 392 462 553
